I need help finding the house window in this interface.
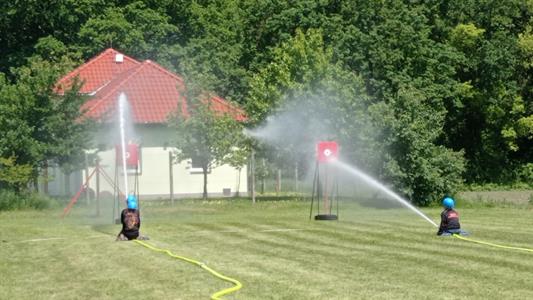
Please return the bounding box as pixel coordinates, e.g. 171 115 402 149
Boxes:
191 158 203 169
188 155 210 174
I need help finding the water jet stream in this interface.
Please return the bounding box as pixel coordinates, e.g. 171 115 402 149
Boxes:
118 93 129 195
333 160 438 227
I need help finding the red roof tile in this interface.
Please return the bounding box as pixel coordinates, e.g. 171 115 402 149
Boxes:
58 48 246 124
209 96 247 121
57 48 140 94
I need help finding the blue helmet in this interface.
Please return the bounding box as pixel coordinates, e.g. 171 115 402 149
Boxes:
443 197 455 209
127 195 138 210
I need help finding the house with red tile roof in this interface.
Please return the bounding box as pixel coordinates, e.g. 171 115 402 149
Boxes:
47 48 248 199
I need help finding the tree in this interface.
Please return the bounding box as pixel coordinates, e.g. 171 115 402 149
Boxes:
0 0 113 74
247 28 339 123
0 0 531 193
75 1 180 66
371 85 465 205
441 3 532 182
247 25 464 204
0 56 92 191
168 0 250 103
169 77 248 199
0 157 33 192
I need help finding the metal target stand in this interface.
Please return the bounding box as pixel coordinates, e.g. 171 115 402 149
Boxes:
309 141 339 221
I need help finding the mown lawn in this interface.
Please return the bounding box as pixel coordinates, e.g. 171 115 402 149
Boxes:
2 199 533 299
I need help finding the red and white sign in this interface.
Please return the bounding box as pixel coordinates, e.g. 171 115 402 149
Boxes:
116 144 139 167
316 141 338 163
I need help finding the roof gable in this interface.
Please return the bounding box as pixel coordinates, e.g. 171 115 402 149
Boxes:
58 48 246 124
81 60 187 123
57 48 140 94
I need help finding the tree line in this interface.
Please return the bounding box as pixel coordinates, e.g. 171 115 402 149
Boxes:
0 0 531 204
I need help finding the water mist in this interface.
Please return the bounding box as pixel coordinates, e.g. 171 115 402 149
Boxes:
246 93 438 228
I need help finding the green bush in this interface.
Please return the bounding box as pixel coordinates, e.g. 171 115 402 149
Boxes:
465 182 532 191
0 157 33 191
0 190 57 211
519 163 533 184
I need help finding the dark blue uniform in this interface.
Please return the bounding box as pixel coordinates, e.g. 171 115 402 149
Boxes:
119 208 141 240
437 208 461 235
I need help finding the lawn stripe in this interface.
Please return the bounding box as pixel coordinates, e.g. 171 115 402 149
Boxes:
176 222 532 299
183 220 533 281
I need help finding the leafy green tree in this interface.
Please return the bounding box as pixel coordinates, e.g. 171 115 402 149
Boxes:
0 0 532 193
371 85 465 204
76 1 180 65
248 25 464 204
443 7 531 182
238 0 341 68
0 57 91 191
513 9 533 175
247 28 335 123
168 0 341 104
169 0 249 102
0 157 33 192
169 77 248 199
0 0 113 74
247 28 375 186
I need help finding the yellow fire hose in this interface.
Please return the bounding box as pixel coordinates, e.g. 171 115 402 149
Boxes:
134 240 242 299
452 234 533 253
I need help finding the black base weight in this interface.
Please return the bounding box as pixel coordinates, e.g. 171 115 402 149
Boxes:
314 214 338 221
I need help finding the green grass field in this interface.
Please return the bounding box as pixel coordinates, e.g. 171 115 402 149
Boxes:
2 199 533 299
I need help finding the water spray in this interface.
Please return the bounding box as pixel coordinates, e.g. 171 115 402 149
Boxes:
333 160 438 227
118 93 129 196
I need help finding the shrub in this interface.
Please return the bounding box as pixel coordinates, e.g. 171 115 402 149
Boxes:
519 163 533 185
0 190 57 211
0 157 33 191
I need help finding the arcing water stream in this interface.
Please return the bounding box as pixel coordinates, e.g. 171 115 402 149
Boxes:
118 93 129 194
333 160 438 227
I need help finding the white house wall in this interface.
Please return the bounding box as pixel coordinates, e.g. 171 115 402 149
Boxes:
85 146 248 199
43 124 248 199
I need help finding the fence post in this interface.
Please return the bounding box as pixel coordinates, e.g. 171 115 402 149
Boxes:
85 152 90 204
276 169 281 196
96 159 100 217
169 151 174 205
251 149 255 204
294 161 298 193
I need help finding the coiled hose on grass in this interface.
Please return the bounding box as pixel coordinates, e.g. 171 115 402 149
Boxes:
134 240 242 299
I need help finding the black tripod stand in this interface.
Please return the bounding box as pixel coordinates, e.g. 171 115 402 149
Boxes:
309 160 339 220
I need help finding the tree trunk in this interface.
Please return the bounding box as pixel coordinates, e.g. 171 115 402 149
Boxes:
43 161 49 195
261 158 265 194
202 165 208 200
64 171 71 196
84 153 89 204
33 169 39 192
